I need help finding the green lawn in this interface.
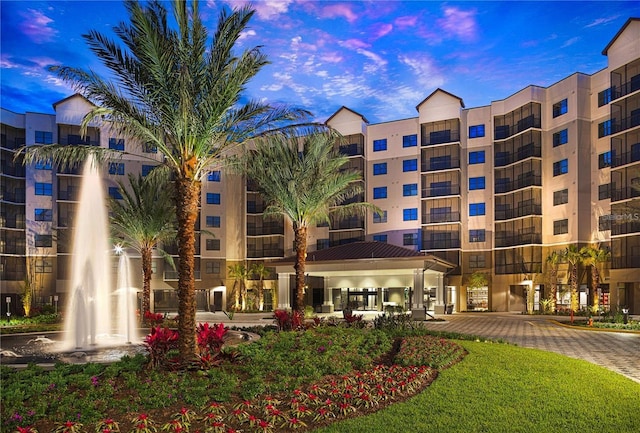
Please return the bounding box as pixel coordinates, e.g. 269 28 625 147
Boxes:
314 341 640 433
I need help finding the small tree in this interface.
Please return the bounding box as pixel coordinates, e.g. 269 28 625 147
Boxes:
227 263 249 311
545 250 562 313
580 244 610 313
250 262 271 311
561 245 582 313
466 271 488 290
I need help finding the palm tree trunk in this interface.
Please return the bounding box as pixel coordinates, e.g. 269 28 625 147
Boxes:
294 225 308 312
175 177 200 361
258 279 264 311
592 266 600 311
550 268 558 312
141 247 153 318
570 265 578 312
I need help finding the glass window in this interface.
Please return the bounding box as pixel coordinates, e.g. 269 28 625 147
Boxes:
206 193 221 205
108 187 122 199
469 229 485 242
403 233 418 246
373 234 388 243
552 129 568 147
553 159 568 176
205 261 221 274
34 159 52 170
598 151 612 169
142 142 158 153
35 131 53 144
373 139 387 152
469 253 486 269
553 189 568 205
402 183 418 196
469 151 485 164
469 203 485 216
402 159 418 172
34 234 53 247
208 171 221 182
34 208 53 222
35 182 52 196
35 259 53 273
469 177 485 190
469 124 485 138
598 215 611 231
598 183 611 200
552 99 568 118
402 134 417 147
553 219 568 235
373 187 387 199
141 165 156 177
108 138 125 151
206 239 221 250
403 208 418 221
373 210 387 223
598 120 612 138
206 215 221 227
317 239 330 250
108 162 125 175
373 163 387 175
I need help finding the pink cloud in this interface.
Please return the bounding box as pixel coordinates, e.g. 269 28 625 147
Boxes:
20 9 57 43
341 39 370 50
370 22 393 39
320 52 344 63
437 7 478 42
395 15 418 29
319 4 359 23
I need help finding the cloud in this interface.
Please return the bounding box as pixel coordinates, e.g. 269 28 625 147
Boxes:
238 29 256 41
0 54 19 69
398 54 445 89
370 23 393 39
560 37 580 48
357 49 388 73
341 39 370 50
395 15 418 29
437 7 478 42
319 4 359 23
19 9 57 43
585 16 620 28
217 0 293 20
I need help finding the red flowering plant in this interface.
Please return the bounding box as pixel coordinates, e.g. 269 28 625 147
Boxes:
273 309 305 331
143 311 165 326
196 322 227 368
143 326 179 368
52 421 83 433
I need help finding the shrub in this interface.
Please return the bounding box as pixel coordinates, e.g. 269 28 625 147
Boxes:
143 326 179 368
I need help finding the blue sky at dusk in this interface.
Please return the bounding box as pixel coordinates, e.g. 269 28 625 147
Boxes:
1 1 638 123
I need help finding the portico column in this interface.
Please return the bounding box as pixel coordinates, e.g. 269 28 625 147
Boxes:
321 277 334 313
277 273 291 310
411 269 426 320
434 273 446 314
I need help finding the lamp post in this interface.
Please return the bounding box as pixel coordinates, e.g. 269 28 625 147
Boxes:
54 295 59 315
5 296 11 321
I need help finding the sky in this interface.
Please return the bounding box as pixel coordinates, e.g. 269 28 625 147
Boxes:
1 1 638 124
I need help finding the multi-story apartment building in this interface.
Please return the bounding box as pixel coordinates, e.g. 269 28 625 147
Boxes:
2 18 639 316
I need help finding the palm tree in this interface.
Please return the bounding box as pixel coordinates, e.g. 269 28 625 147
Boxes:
109 172 176 318
580 245 610 312
250 262 271 311
562 245 583 312
236 131 381 311
545 250 562 313
227 263 248 311
22 1 314 361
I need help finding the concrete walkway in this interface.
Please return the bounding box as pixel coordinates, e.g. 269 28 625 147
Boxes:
196 311 640 384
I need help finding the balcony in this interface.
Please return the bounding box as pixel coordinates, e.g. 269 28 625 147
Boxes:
611 187 640 202
494 115 541 140
422 239 461 250
1 163 26 177
422 211 460 224
495 203 542 220
422 157 460 172
329 235 364 248
612 220 640 236
164 271 201 281
601 75 640 105
612 146 640 167
330 216 365 230
247 223 285 236
422 185 461 198
59 135 100 146
494 143 541 167
0 217 26 229
422 129 460 146
612 113 640 135
338 142 364 157
247 248 284 259
612 255 640 269
0 136 25 150
495 262 542 275
495 233 541 247
57 166 83 176
58 189 80 201
494 173 541 194
0 190 26 203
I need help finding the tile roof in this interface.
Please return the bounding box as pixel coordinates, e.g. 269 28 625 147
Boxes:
304 241 424 262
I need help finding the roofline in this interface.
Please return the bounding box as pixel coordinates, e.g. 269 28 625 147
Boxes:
52 93 95 109
602 17 639 56
416 88 465 111
325 106 369 125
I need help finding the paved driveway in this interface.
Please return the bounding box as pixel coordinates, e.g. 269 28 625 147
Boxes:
422 313 640 384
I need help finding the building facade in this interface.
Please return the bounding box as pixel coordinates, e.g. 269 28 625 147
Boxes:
2 18 639 316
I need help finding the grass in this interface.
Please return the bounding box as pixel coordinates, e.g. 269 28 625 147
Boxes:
315 341 640 433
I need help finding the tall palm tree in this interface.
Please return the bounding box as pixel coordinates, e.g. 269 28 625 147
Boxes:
109 172 176 318
580 245 610 312
227 263 248 311
545 250 562 313
236 131 381 311
562 245 583 312
250 262 271 311
22 1 314 361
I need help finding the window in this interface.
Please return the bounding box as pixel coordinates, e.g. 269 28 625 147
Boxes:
317 239 330 250
34 159 52 170
553 189 568 205
35 131 53 144
205 261 221 274
598 183 611 200
142 142 158 153
373 163 387 175
34 234 52 247
598 120 612 138
430 181 452 196
35 182 52 196
402 159 418 172
598 151 612 169
469 177 485 190
108 162 125 175
469 253 486 269
108 138 125 151
430 155 451 170
402 183 418 196
552 99 568 118
108 187 122 199
553 159 568 176
34 208 52 222
141 165 156 177
598 215 611 231
403 208 418 221
469 124 485 138
208 171 221 182
373 187 387 199
403 233 418 246
469 150 485 164
35 259 53 273
373 234 388 243
469 203 486 216
553 219 568 235
469 229 486 242
373 139 387 152
206 215 221 228
599 88 612 106
552 129 568 147
206 239 221 250
206 193 221 205
402 134 417 147
373 210 387 223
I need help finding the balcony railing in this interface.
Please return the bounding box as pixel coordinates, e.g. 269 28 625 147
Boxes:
612 113 640 135
247 248 284 258
164 271 201 281
494 143 541 167
338 142 364 157
611 220 640 236
1 164 26 177
495 233 541 247
495 204 542 220
329 236 364 248
603 75 640 104
56 166 83 175
494 116 541 140
0 217 26 229
0 137 25 150
495 262 542 275
422 157 461 172
494 174 541 194
59 136 100 146
422 239 461 250
611 187 640 202
0 190 26 203
247 224 285 236
422 185 461 198
422 129 460 146
422 211 461 224
57 189 80 201
612 147 640 167
612 255 640 269
330 217 365 230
